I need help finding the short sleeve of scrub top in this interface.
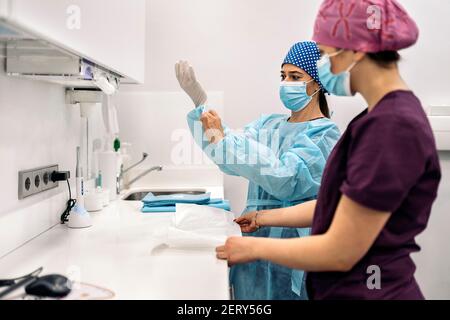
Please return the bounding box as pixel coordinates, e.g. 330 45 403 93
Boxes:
340 107 431 212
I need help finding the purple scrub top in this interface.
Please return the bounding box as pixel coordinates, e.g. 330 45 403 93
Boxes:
307 90 441 300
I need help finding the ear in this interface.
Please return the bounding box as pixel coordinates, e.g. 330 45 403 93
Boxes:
353 51 366 63
307 80 320 93
314 81 320 91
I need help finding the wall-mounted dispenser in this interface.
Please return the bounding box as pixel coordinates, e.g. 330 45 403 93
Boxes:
66 89 103 118
66 89 104 180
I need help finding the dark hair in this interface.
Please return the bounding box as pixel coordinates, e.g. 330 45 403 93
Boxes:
318 90 330 118
367 51 401 68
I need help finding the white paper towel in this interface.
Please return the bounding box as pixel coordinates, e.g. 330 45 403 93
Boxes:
102 95 120 136
158 204 242 249
98 151 119 200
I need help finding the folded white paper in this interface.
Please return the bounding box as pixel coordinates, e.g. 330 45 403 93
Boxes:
161 204 242 248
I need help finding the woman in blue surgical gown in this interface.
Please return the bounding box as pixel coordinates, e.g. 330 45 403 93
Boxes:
175 41 340 300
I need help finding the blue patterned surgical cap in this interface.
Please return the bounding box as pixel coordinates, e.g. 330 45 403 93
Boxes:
282 41 326 92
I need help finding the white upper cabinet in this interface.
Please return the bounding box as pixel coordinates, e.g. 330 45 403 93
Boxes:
2 0 145 84
0 1 8 18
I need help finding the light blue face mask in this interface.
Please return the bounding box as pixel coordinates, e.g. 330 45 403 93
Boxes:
280 80 320 113
317 51 357 97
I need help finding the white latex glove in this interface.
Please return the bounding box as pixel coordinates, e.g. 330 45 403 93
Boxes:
175 60 208 107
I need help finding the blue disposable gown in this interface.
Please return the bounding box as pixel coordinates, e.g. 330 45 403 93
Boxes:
187 105 340 300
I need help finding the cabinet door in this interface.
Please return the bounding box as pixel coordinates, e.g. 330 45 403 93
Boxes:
0 0 9 19
8 0 145 83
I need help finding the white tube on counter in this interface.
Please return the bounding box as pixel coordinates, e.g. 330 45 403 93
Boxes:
98 151 120 201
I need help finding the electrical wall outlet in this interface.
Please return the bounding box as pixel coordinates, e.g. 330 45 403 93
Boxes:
18 165 59 200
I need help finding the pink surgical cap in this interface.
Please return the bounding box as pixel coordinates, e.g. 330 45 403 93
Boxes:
312 0 419 52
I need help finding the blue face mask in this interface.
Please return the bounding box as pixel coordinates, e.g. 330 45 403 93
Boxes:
317 51 357 97
279 80 320 113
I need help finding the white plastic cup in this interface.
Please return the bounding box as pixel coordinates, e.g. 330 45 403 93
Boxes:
84 192 104 212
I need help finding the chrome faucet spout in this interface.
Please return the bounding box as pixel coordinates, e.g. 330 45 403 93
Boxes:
123 152 148 174
117 152 161 194
125 166 163 189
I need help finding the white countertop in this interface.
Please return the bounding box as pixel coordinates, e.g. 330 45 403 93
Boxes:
0 186 231 300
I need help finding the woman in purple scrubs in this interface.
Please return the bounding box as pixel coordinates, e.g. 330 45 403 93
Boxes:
216 0 441 300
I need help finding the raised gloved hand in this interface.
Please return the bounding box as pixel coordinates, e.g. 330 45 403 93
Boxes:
175 60 208 107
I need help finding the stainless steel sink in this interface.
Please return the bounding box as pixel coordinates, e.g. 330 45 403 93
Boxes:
123 189 207 201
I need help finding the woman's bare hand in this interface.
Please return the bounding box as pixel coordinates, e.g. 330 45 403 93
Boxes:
200 110 225 144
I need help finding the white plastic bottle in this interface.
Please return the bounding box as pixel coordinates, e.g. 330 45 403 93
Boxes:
98 151 120 201
120 142 132 188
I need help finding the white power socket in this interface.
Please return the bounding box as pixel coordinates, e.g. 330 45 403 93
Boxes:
18 165 59 199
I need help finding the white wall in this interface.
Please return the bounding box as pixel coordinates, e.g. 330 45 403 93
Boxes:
117 0 450 299
0 66 82 211
0 59 108 257
114 91 224 168
0 65 74 255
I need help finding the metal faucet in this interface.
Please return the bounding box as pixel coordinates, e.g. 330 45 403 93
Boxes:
122 152 148 174
117 152 163 193
125 165 163 189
